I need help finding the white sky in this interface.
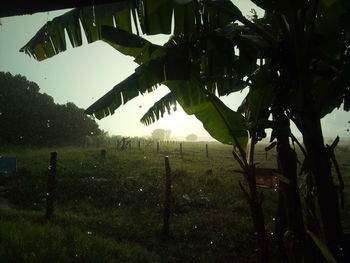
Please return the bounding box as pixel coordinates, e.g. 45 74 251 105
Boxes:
0 0 348 139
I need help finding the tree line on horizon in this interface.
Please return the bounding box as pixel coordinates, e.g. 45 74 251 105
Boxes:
0 72 101 146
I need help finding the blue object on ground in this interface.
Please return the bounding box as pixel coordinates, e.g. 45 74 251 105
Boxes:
0 157 17 176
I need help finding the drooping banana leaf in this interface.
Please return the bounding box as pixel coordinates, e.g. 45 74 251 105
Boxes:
20 3 129 61
100 25 166 65
20 0 243 61
86 73 247 148
140 91 177 125
165 79 248 149
84 57 165 119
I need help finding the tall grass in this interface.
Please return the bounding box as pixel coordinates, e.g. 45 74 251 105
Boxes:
0 141 349 262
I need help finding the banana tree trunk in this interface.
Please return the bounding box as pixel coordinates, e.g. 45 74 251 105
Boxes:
299 109 343 259
274 112 305 263
242 165 270 263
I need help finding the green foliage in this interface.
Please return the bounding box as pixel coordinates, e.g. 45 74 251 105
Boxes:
307 230 338 263
167 79 248 148
0 72 101 146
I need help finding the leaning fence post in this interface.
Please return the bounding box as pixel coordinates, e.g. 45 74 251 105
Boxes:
46 152 57 219
163 156 172 236
206 144 209 158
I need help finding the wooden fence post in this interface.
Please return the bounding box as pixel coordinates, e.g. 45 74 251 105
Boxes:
206 144 209 158
157 142 160 154
100 149 106 159
180 143 183 157
163 156 172 236
46 152 57 219
138 141 141 150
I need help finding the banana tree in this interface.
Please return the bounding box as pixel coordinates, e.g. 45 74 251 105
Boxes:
20 1 275 261
20 0 350 262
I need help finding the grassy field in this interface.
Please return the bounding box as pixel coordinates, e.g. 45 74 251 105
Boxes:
0 141 349 263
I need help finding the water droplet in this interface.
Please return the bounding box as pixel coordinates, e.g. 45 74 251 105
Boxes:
270 232 274 235
33 202 37 206
272 217 276 221
90 132 94 135
139 188 143 192
118 202 121 206
87 231 92 235
210 241 213 245
194 225 198 229
143 156 146 159
19 136 23 139
46 192 50 196
46 120 50 128
48 165 52 170
91 176 95 180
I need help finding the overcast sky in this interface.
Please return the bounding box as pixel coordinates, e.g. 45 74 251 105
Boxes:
0 0 349 139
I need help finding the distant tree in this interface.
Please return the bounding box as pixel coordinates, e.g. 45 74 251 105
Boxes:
186 134 197 141
0 72 101 146
164 130 171 141
151 128 166 141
